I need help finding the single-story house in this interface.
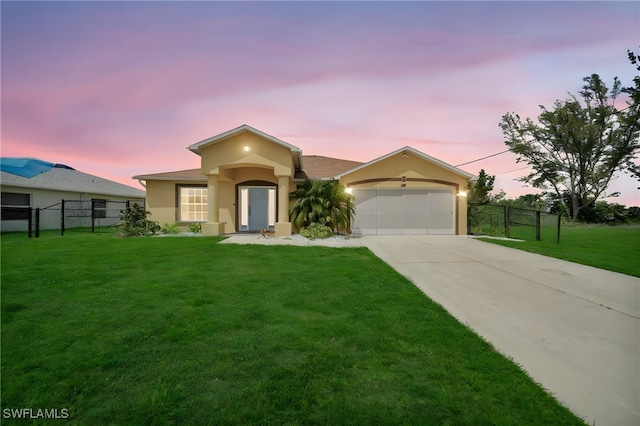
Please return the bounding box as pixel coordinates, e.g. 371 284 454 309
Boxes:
134 125 475 237
1 158 146 231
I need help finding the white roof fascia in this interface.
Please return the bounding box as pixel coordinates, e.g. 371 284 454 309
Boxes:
333 146 476 180
187 124 303 170
131 174 206 182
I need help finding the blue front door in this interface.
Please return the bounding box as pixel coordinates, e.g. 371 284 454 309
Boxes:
248 187 269 231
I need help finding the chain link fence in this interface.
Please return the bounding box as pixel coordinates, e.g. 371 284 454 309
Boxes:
468 204 561 242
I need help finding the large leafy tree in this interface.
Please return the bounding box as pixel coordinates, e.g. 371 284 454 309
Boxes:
500 73 639 220
622 47 640 182
289 179 355 232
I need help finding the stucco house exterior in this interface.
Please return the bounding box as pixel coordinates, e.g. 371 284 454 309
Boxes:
133 125 475 237
1 158 146 231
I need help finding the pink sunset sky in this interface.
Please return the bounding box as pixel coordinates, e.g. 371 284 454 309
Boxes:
2 1 639 206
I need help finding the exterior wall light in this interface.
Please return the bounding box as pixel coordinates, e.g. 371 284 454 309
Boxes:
457 191 468 197
243 146 250 152
345 187 352 194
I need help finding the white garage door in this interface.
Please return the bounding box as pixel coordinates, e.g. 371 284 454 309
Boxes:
351 188 455 235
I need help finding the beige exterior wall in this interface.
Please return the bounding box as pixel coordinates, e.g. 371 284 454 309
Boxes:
338 152 470 235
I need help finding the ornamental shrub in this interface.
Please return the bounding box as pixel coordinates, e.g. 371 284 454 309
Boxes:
161 222 181 234
300 222 333 240
113 203 160 237
187 223 202 233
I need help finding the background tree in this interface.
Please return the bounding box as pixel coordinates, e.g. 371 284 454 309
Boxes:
497 193 548 211
467 169 495 233
500 73 640 220
467 169 495 205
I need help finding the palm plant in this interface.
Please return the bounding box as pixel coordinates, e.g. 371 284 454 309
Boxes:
289 179 354 233
323 179 355 232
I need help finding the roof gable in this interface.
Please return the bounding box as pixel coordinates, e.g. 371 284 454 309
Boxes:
187 124 302 170
334 146 476 180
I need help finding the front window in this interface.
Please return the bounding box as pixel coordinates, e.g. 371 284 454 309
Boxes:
179 186 207 222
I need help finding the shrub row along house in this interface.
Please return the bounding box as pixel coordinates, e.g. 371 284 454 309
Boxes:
134 125 474 237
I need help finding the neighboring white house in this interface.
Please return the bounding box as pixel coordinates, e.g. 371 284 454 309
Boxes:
1 158 145 232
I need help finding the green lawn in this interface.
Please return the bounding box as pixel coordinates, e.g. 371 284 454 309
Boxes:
480 224 640 278
1 231 583 424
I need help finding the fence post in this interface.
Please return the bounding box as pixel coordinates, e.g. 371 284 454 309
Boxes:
27 207 33 238
504 205 509 238
535 210 541 241
91 199 95 233
557 214 561 244
61 199 65 236
35 208 40 238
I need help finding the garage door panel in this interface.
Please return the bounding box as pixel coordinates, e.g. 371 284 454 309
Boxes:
377 212 402 234
428 189 454 234
403 214 429 233
403 190 428 211
353 189 377 213
353 213 377 235
377 189 402 212
428 190 454 212
402 190 429 234
352 189 377 234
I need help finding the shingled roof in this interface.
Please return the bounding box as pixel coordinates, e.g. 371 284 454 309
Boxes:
295 155 363 180
134 155 363 182
2 164 146 199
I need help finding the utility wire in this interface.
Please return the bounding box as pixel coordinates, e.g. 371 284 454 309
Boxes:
455 149 511 167
496 166 529 175
453 101 636 168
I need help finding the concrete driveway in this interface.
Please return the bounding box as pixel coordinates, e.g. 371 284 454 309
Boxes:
360 235 639 426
